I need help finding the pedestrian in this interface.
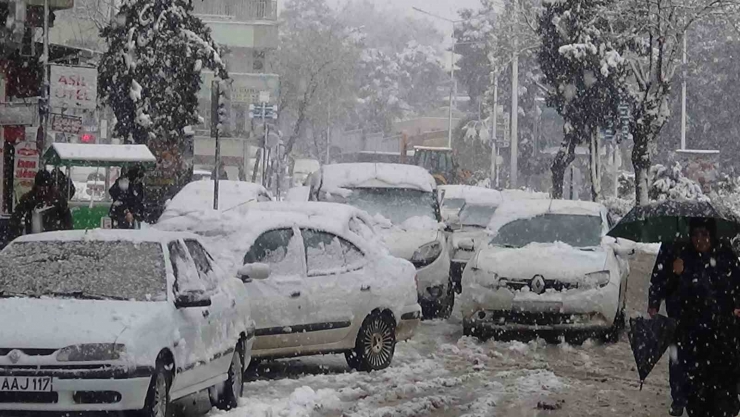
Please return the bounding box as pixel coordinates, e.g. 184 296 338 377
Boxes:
9 170 73 239
673 218 740 417
109 164 145 229
648 242 687 416
50 166 76 200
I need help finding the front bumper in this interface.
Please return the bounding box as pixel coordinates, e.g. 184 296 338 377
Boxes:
415 248 451 303
0 365 152 412
449 250 474 293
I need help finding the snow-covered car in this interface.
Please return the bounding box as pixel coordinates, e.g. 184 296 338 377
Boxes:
307 163 453 319
438 185 503 222
0 230 254 415
157 202 421 371
158 180 272 222
449 202 501 293
459 200 631 342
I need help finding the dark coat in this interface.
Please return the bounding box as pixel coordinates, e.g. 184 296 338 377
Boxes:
109 178 145 229
648 243 684 318
675 245 740 389
9 188 73 238
51 168 76 200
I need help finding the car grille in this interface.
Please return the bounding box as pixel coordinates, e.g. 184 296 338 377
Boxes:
0 391 58 403
479 310 595 326
0 348 57 356
500 278 578 293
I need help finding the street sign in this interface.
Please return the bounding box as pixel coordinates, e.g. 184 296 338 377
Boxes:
51 114 83 134
600 125 615 143
249 103 279 120
618 104 630 141
495 111 510 148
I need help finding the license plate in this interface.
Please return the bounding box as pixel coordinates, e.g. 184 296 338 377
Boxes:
0 377 53 392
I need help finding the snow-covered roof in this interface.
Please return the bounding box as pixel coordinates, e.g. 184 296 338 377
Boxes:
675 149 720 155
159 180 272 222
318 163 437 193
10 229 194 245
501 189 551 200
488 199 606 233
413 146 452 151
44 144 157 167
293 158 320 174
439 185 503 206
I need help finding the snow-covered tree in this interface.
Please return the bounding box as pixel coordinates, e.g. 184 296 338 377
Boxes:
98 0 227 145
355 48 406 133
398 42 446 115
649 162 705 201
537 0 627 201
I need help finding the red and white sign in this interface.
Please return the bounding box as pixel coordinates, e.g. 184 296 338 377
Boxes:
50 65 98 110
14 134 40 205
51 114 83 134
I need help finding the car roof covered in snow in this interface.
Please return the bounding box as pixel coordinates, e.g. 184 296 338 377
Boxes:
159 180 272 222
488 199 607 233
439 185 503 206
155 201 384 273
316 163 437 193
9 229 197 245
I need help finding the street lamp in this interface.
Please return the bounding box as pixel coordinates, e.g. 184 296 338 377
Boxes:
412 7 462 150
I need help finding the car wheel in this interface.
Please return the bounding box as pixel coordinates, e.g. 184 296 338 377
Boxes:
141 360 172 417
346 312 396 372
217 340 245 410
601 308 626 343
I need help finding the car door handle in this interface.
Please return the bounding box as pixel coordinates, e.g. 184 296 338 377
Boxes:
202 310 210 318
290 291 301 298
361 285 371 292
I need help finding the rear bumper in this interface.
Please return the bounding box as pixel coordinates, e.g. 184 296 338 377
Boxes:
397 307 422 341
416 249 451 304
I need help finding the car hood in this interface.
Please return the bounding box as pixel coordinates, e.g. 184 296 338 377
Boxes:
451 229 489 250
0 298 168 348
381 230 440 260
473 242 609 282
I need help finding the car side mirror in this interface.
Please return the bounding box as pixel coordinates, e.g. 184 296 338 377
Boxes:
238 263 271 282
605 236 636 259
174 291 211 309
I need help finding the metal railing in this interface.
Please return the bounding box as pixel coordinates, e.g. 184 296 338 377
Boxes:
193 0 277 21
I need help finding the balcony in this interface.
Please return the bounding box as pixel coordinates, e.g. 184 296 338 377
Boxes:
193 0 277 22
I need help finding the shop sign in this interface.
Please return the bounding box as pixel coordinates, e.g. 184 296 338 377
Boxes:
50 65 97 110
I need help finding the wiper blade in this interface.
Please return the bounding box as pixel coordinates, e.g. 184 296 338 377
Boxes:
44 291 129 301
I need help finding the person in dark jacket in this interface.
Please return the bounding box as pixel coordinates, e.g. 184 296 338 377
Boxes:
50 167 75 200
648 242 687 416
109 165 145 229
674 218 740 417
9 170 73 238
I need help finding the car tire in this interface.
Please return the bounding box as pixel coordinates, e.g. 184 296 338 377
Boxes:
602 308 626 343
346 312 396 372
217 340 245 411
141 360 172 417
438 281 455 319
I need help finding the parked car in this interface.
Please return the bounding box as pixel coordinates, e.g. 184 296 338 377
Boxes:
0 229 254 415
157 202 421 371
459 199 631 343
438 185 502 222
306 163 453 319
158 180 272 223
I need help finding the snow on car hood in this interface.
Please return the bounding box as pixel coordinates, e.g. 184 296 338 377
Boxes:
0 298 167 348
381 229 440 260
473 242 609 283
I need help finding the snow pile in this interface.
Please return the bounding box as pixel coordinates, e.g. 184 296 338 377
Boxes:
319 163 436 193
233 385 343 417
512 370 566 394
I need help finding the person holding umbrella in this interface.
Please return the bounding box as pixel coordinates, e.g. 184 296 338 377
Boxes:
647 242 686 416
672 218 740 417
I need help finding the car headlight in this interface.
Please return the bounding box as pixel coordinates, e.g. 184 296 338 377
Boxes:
411 241 443 268
584 271 611 288
56 344 125 362
470 266 499 290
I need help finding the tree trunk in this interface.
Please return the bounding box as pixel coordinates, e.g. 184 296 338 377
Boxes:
589 128 601 202
551 134 578 199
632 130 651 206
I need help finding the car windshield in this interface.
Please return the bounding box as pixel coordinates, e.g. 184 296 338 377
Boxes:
0 241 167 301
323 188 438 224
442 198 466 211
491 214 603 248
459 205 498 228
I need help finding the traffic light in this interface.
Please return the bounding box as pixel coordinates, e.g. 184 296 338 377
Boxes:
210 80 228 137
80 133 95 143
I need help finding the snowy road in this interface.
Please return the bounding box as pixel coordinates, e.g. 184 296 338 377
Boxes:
191 251 671 417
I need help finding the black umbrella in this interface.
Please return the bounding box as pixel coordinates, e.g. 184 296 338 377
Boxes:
608 199 740 243
628 315 677 389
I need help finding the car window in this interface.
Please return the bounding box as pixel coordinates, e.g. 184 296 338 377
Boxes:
169 241 206 293
302 229 365 275
244 228 305 276
184 240 218 290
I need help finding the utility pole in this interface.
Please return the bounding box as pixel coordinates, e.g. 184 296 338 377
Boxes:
490 69 498 189
42 0 50 154
510 0 519 189
447 28 456 149
680 30 687 150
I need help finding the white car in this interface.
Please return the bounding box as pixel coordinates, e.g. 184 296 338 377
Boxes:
158 180 272 223
438 185 503 223
459 200 631 342
307 163 453 319
0 230 254 415
449 202 501 293
157 202 421 372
